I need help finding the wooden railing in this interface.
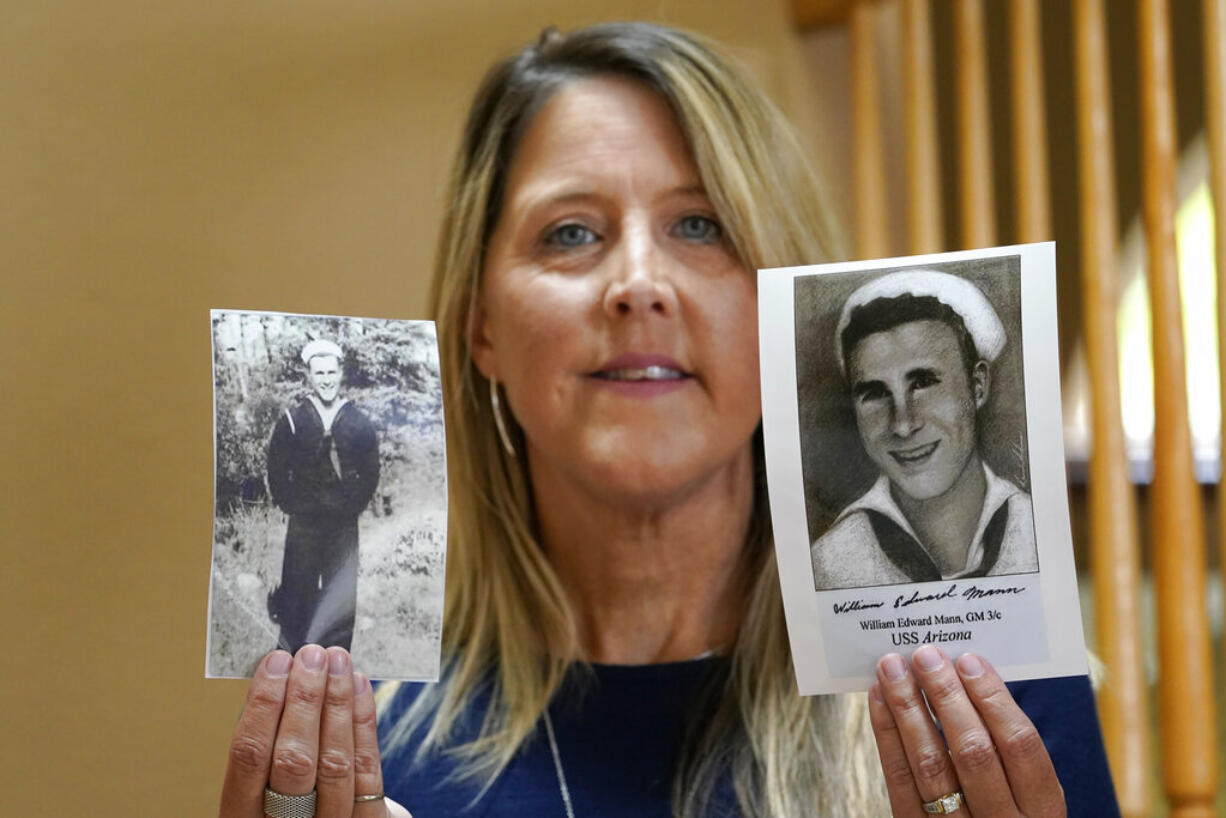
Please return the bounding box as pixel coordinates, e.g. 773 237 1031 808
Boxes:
1072 1 1150 813
796 1 1223 815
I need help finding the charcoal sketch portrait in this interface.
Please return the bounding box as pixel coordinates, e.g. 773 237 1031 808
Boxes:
796 256 1039 592
207 310 446 679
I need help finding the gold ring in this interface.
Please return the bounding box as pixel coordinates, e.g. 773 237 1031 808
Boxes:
922 791 965 814
355 793 385 803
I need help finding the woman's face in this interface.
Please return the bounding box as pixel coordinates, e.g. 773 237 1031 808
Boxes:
470 75 761 505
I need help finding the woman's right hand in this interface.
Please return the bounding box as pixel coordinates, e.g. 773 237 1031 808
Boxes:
219 645 412 818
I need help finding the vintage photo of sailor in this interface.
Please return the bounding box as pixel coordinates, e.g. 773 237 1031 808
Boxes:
207 309 447 680
263 337 379 654
797 258 1039 592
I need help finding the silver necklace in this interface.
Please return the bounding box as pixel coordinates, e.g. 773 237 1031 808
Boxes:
542 708 576 818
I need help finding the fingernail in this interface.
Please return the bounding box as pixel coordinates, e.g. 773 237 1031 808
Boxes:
265 651 292 677
881 654 907 681
913 645 944 672
354 672 370 692
868 682 884 703
956 653 985 678
328 649 350 676
300 644 326 671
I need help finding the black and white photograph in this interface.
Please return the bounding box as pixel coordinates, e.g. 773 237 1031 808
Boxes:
206 309 447 680
760 243 1087 694
796 256 1039 592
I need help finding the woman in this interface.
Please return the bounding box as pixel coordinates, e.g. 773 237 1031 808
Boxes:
220 22 1118 818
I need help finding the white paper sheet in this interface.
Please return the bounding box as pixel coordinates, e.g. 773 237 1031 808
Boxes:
759 243 1087 694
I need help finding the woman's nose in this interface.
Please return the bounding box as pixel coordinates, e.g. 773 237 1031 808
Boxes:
601 229 679 318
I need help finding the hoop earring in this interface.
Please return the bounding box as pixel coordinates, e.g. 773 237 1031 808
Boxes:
490 376 516 457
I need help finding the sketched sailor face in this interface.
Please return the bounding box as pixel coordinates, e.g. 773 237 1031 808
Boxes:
847 319 988 501
308 354 342 404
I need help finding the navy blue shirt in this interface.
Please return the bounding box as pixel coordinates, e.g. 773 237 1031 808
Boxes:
380 661 1119 816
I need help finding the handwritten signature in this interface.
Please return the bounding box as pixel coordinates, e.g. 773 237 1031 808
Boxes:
830 583 1029 615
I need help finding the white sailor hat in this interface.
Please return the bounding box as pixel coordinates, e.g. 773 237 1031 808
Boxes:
835 269 1006 373
300 338 344 365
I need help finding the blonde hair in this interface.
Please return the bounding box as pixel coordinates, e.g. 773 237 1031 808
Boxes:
379 22 888 816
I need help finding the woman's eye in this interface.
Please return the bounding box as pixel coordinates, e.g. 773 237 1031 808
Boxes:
672 215 722 243
545 223 598 248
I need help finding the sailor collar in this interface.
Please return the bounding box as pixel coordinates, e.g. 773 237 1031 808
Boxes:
832 462 1024 580
308 395 350 434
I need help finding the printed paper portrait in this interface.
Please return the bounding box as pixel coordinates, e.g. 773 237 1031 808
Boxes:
794 255 1039 593
760 243 1087 694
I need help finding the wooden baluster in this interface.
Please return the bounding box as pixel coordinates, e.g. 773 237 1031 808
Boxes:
1138 0 1220 814
1010 0 1050 242
851 0 890 259
792 0 855 28
901 0 944 253
953 0 995 249
1073 2 1150 815
1207 0 1226 713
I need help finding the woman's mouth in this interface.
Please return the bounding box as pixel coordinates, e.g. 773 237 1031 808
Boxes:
590 355 692 396
890 441 939 465
592 365 688 381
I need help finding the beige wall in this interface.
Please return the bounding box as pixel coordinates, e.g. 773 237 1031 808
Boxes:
1 2 844 814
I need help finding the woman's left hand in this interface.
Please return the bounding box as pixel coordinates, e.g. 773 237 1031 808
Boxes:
867 646 1066 817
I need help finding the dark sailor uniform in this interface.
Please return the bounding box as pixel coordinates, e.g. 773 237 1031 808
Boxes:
266 396 379 652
